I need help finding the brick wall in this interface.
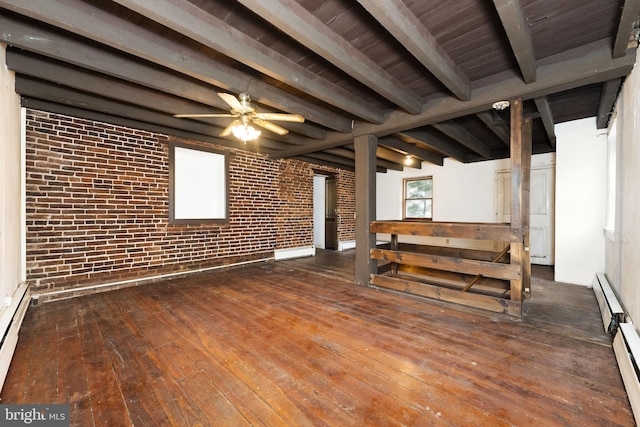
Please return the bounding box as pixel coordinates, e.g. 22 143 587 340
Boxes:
337 171 356 243
25 110 355 293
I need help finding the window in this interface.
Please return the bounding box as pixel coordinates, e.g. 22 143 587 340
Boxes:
169 142 228 224
403 176 433 219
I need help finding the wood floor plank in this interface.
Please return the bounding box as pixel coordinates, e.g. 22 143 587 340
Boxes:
74 295 131 426
210 277 523 426
122 284 297 426
1 250 634 426
181 264 636 424
56 303 94 427
94 293 185 426
24 300 58 404
176 287 426 426
257 271 631 425
208 287 498 426
154 291 331 426
180 273 515 425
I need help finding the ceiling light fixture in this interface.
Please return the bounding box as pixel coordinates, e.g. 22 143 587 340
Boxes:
492 100 510 111
404 154 413 165
230 116 261 143
231 123 261 143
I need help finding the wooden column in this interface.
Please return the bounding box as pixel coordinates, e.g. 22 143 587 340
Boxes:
522 116 532 299
354 134 378 286
509 98 532 305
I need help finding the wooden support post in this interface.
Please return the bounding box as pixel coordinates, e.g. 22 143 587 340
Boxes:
354 134 378 286
509 98 532 308
522 117 532 298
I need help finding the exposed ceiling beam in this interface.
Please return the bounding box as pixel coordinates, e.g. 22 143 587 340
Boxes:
492 0 537 83
271 41 636 159
465 148 510 163
431 121 493 159
0 15 230 107
7 52 230 132
613 0 640 58
111 0 385 124
476 110 510 146
375 159 404 172
16 76 224 136
302 152 357 169
325 147 356 160
355 0 471 100
6 50 323 143
324 147 404 171
0 17 329 140
15 76 297 151
378 137 444 166
294 156 356 172
597 78 622 129
234 0 422 114
0 1 353 133
376 146 419 169
397 130 468 163
298 156 389 172
296 154 389 173
464 137 562 161
533 97 556 149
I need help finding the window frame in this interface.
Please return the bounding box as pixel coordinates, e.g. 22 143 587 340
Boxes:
402 176 433 220
169 141 229 225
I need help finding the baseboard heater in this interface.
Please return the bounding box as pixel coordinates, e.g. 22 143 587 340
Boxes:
592 273 640 424
613 323 640 425
592 272 624 334
0 282 30 391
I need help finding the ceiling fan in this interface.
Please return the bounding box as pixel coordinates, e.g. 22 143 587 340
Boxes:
174 92 304 142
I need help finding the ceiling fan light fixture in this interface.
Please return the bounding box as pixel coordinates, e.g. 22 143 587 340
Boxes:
231 123 261 142
176 92 302 140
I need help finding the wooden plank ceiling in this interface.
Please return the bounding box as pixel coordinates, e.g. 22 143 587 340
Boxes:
1 0 639 171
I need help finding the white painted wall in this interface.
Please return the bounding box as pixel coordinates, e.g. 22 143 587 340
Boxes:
378 154 555 222
0 43 27 390
0 44 23 304
554 117 607 286
379 157 502 222
376 153 554 249
606 48 640 324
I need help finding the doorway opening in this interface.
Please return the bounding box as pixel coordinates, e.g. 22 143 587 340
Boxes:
313 173 337 250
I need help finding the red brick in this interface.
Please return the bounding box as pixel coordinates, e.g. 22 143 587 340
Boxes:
25 110 356 292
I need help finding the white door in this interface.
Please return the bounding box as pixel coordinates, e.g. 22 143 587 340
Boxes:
496 166 555 265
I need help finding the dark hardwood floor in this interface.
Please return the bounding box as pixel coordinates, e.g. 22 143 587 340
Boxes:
1 250 634 426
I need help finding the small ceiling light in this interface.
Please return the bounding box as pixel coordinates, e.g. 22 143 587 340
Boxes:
492 100 510 111
404 154 413 165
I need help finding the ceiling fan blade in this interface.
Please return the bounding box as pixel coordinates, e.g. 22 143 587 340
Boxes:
220 119 242 137
253 118 289 135
253 113 305 123
174 113 237 118
218 92 245 112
